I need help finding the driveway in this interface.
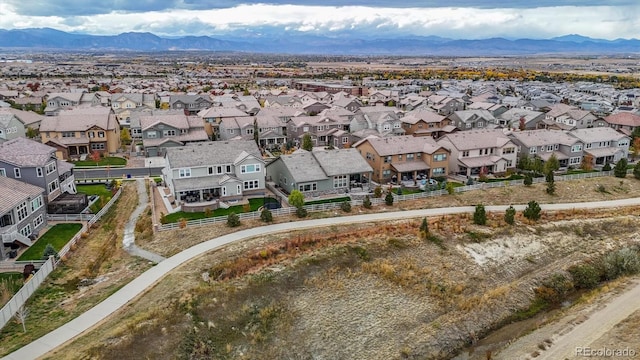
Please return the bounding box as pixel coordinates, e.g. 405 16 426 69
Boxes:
5 197 640 360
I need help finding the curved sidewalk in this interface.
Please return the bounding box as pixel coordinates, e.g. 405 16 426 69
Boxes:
5 197 640 360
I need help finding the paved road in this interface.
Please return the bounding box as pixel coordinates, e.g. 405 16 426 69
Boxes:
75 167 163 180
122 179 166 264
5 197 640 360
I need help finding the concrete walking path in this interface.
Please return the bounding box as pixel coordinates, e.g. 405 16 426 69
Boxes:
122 179 166 264
5 197 640 360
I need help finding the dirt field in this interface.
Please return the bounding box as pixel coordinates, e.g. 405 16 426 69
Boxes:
46 176 640 359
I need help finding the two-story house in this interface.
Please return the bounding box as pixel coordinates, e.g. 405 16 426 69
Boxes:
111 93 156 128
568 127 630 167
140 113 209 157
266 148 373 198
287 115 350 149
198 106 252 139
0 137 76 203
354 135 451 184
162 140 266 211
169 95 213 115
0 176 47 259
400 108 456 139
0 110 27 143
509 129 585 169
427 95 465 116
44 92 97 116
496 108 546 130
543 103 598 130
604 112 640 137
447 109 497 131
351 107 405 137
40 107 120 160
437 129 518 177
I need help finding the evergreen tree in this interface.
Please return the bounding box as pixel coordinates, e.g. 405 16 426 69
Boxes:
614 158 628 178
473 204 487 225
302 133 313 151
504 205 516 225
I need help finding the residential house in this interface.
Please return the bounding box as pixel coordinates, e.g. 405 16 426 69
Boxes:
169 94 213 115
263 95 304 108
0 110 26 143
287 112 353 149
427 95 465 116
44 92 97 116
350 107 405 137
509 129 585 169
543 103 598 130
330 93 363 112
0 176 47 259
0 108 45 131
437 129 518 177
303 101 331 115
163 141 266 211
604 112 640 137
198 106 252 139
111 93 156 127
447 109 497 131
400 108 456 139
218 116 287 150
467 102 509 117
569 127 630 167
367 90 398 106
266 148 373 197
0 137 76 203
40 107 121 160
496 108 546 130
354 135 450 184
140 112 209 157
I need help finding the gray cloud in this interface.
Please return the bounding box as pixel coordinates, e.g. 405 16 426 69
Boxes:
5 0 637 16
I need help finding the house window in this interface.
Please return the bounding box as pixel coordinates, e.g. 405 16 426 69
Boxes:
432 167 445 175
48 179 59 193
571 144 582 152
462 151 469 157
342 137 349 144
36 167 43 177
433 153 447 162
31 196 43 212
384 156 391 164
299 183 317 192
554 144 559 150
503 147 515 154
178 168 191 178
569 157 581 165
14 168 21 178
398 154 403 161
226 165 232 173
20 224 32 238
466 123 472 129
383 124 391 131
89 131 95 138
243 180 260 190
16 202 28 222
246 128 254 135
333 175 348 188
46 162 56 174
530 147 537 154
216 166 223 174
163 130 177 137
33 214 44 229
619 141 628 147
237 184 242 194
477 122 484 128
382 169 391 177
62 132 75 137
303 126 309 132
228 129 235 134
0 168 5 177
241 164 261 174
407 153 415 160
147 131 157 138
91 143 105 150
506 160 513 167
393 122 401 129
317 125 324 131
222 187 227 196
546 145 553 152
208 167 213 175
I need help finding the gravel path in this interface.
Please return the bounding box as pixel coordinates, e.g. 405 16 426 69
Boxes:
122 179 166 264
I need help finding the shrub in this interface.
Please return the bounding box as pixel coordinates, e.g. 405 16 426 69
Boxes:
504 205 516 225
602 162 612 171
178 218 187 229
340 201 352 213
374 186 383 198
534 273 573 304
446 182 455 194
384 192 394 206
634 162 640 179
159 212 167 224
226 212 241 227
260 208 273 223
568 263 600 289
362 195 372 209
614 158 628 178
288 190 305 208
523 200 541 221
545 171 555 195
295 207 308 218
42 243 59 260
466 177 474 186
523 173 533 186
204 208 212 218
419 218 429 239
601 247 640 280
473 204 487 225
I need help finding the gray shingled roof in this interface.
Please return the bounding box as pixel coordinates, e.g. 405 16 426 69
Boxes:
0 176 44 215
569 127 629 143
439 129 512 151
165 140 262 169
276 151 328 183
0 137 56 167
509 129 580 147
359 135 441 156
312 148 373 176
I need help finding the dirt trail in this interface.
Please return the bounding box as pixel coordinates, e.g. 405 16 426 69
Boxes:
497 280 640 359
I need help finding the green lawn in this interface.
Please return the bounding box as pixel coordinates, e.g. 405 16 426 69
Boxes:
77 184 113 213
480 174 525 183
305 196 351 205
565 169 600 175
401 188 424 195
72 157 127 167
17 223 83 261
162 198 276 224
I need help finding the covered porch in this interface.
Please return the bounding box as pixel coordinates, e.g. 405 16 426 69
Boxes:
457 156 505 177
585 148 624 166
539 151 570 168
390 162 431 185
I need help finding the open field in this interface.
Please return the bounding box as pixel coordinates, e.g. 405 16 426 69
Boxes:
41 175 640 359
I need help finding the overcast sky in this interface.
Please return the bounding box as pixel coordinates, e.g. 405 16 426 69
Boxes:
0 1 638 39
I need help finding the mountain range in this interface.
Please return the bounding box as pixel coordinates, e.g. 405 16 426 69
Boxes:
0 28 639 56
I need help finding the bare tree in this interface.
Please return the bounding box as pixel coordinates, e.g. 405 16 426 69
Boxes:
14 306 29 333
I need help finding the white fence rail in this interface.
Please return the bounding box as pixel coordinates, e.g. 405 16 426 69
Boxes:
158 170 623 231
0 257 54 329
46 214 95 222
0 187 123 331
